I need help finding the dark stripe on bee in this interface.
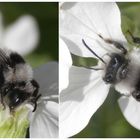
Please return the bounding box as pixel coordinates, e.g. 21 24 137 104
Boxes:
10 53 25 67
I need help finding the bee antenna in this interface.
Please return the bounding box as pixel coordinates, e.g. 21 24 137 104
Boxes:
82 39 106 64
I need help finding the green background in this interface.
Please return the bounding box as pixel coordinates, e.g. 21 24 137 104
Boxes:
72 2 140 138
0 2 58 68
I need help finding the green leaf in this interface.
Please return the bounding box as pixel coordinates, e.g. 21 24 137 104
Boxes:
72 53 98 67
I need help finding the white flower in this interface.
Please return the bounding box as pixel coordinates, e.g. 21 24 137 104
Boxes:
0 13 39 55
59 2 137 138
60 36 111 138
59 38 72 93
29 62 58 138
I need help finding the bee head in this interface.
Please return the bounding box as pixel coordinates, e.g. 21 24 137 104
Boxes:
2 80 40 112
103 53 129 84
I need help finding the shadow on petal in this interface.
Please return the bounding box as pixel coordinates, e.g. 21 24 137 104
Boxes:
61 2 77 10
61 36 84 57
34 62 58 103
118 96 129 112
60 66 92 102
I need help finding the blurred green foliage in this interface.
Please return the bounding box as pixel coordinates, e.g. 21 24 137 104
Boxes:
73 2 140 138
0 2 58 68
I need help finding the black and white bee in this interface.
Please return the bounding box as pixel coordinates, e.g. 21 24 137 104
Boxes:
82 31 140 102
0 48 41 112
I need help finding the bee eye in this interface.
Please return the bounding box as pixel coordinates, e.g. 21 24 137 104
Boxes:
103 74 114 83
112 59 117 67
7 89 29 109
4 88 9 94
132 91 140 101
5 89 8 92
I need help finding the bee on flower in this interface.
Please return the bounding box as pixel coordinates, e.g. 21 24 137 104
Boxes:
60 2 140 137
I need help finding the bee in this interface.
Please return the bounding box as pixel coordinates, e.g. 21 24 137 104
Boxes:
82 31 140 101
0 48 41 112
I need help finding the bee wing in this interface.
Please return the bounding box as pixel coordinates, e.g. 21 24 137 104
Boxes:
33 62 58 102
0 48 11 67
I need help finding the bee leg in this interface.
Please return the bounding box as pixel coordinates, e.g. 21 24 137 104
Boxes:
32 102 37 112
32 94 41 112
127 30 140 44
31 79 39 97
98 34 127 55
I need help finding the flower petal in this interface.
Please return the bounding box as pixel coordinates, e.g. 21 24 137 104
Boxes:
118 96 140 130
33 62 58 102
30 62 59 138
60 66 110 137
60 2 76 10
3 15 39 55
60 2 127 58
30 100 58 138
59 38 72 92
